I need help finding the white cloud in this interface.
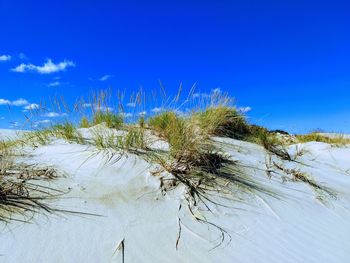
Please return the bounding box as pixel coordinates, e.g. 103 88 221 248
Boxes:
238 106 252 113
99 75 113 81
0 55 11 61
18 53 27 60
0 99 11 105
38 119 50 124
11 98 29 106
0 117 5 120
127 102 136 107
139 111 147 116
82 103 92 108
10 122 20 128
33 120 51 127
82 103 113 112
12 59 75 74
0 98 30 106
43 112 60 117
151 107 164 113
48 81 60 87
42 112 68 118
24 103 40 110
192 92 210 99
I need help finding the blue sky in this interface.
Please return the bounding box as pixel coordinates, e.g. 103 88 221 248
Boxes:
0 0 349 133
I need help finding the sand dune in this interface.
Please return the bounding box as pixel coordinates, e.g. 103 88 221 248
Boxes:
1 129 350 263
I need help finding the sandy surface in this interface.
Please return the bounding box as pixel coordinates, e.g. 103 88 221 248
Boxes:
1 129 350 262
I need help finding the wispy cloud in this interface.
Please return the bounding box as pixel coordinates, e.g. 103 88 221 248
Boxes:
127 102 136 107
48 81 61 87
193 92 210 99
12 59 75 74
99 75 113 81
18 53 28 60
0 55 11 61
82 103 113 112
23 103 40 110
0 99 11 105
238 106 252 113
11 98 29 106
151 107 164 113
42 112 68 118
10 122 21 128
33 119 51 128
0 98 29 106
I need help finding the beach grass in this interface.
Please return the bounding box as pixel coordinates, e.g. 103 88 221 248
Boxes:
296 132 350 145
1 87 342 225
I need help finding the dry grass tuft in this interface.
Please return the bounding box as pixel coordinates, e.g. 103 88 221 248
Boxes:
0 157 61 222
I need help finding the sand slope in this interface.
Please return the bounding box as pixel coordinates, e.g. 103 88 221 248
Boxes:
1 130 350 263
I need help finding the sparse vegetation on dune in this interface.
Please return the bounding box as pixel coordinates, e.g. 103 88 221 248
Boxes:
52 123 85 143
296 132 350 145
92 126 146 153
0 150 61 222
92 111 124 129
146 107 276 219
1 87 342 226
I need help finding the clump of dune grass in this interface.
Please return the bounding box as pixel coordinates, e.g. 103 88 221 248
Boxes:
146 110 277 249
148 111 275 200
52 123 84 143
0 155 62 222
247 126 292 161
124 127 146 150
296 132 350 146
92 111 123 129
148 111 178 139
19 123 85 147
0 140 20 157
79 116 90 128
91 125 147 160
193 106 250 139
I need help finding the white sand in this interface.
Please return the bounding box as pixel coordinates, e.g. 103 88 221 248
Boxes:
1 130 350 262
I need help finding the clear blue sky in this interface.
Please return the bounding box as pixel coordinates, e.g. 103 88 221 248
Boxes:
0 0 349 133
